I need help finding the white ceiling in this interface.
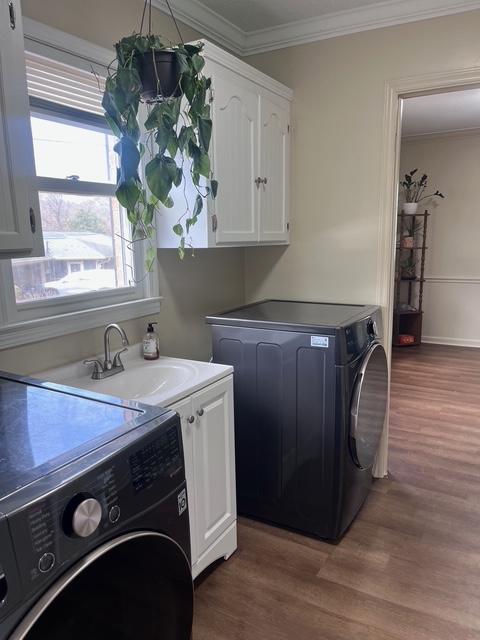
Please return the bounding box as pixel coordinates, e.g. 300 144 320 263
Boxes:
196 0 389 32
158 0 480 55
402 89 480 137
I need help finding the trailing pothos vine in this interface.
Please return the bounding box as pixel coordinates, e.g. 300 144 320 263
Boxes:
102 35 217 266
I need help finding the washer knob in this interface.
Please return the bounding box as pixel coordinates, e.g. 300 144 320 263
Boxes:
71 498 102 538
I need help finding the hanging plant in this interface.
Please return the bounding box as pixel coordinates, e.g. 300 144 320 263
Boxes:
101 0 217 265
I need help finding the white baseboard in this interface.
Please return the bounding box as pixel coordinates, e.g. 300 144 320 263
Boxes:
422 335 480 348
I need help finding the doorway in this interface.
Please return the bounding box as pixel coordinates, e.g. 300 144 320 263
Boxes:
376 70 480 478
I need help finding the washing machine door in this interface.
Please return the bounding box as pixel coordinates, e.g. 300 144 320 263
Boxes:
10 532 193 640
350 342 388 470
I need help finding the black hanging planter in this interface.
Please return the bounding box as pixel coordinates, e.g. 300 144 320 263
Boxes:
140 49 182 101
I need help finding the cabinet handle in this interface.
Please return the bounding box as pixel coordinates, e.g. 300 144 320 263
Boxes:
8 1 16 29
29 208 36 233
254 177 262 188
187 415 195 424
263 177 268 185
197 408 204 417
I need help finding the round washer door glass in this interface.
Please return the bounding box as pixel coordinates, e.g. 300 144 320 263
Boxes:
12 532 193 640
350 342 388 469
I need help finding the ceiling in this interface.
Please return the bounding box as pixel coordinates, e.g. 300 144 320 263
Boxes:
402 89 480 137
196 0 389 32
156 0 480 55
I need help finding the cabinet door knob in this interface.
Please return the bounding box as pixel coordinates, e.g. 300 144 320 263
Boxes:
197 408 204 417
263 177 268 185
187 415 195 424
254 177 262 188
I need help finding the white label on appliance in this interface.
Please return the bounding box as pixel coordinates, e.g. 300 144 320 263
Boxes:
177 488 187 516
311 336 329 348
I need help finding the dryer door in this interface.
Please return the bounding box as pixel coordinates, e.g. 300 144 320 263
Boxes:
350 342 388 470
10 532 193 640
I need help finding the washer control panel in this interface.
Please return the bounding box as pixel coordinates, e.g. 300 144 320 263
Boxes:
6 416 183 598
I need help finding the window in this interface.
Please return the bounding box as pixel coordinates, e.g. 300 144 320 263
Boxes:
0 46 159 348
12 100 133 303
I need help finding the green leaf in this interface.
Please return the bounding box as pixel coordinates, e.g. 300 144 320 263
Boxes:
154 124 171 154
193 194 203 218
116 179 141 212
144 203 155 225
181 74 196 104
173 223 183 236
175 50 190 74
198 117 212 152
115 136 140 183
167 131 179 158
192 53 205 74
210 179 218 198
194 151 210 178
104 113 122 139
145 156 172 204
145 246 156 272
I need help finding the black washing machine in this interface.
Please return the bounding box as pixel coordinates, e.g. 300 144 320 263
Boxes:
207 300 389 541
0 373 192 640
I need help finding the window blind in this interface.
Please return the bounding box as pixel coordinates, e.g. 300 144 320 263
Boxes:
25 51 106 116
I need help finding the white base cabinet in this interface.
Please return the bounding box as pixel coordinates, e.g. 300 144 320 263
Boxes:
156 40 292 249
168 375 237 578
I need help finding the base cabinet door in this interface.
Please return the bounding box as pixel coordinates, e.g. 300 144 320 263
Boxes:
192 376 236 559
169 396 198 567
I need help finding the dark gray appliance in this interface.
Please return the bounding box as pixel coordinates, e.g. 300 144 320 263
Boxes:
0 372 192 640
207 300 388 541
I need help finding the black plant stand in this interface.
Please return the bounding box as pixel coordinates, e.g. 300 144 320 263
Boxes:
393 209 429 347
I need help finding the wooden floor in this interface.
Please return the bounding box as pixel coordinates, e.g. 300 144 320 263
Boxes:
192 344 480 639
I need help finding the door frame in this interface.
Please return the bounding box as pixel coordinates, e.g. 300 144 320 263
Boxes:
373 66 480 478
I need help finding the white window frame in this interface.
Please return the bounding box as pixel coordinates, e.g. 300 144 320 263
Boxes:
0 19 160 350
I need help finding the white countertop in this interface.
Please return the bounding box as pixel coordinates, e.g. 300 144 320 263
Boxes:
35 345 233 408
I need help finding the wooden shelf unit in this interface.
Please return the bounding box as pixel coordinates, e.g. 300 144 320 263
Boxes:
393 209 429 347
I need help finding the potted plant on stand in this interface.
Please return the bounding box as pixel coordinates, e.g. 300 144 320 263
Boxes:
400 169 444 214
101 0 218 267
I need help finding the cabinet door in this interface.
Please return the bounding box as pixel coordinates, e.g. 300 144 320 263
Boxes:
169 396 197 566
0 0 42 257
259 95 290 243
192 376 236 558
210 65 259 244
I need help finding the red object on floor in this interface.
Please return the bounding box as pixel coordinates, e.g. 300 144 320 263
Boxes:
398 334 415 345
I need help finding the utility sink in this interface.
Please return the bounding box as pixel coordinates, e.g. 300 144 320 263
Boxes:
36 346 232 408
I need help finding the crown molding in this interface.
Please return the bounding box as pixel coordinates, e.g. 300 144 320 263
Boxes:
403 126 480 140
152 0 245 54
154 0 480 56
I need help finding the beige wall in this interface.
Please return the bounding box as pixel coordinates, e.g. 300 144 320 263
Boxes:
244 11 480 317
400 131 480 347
0 0 245 375
4 4 480 374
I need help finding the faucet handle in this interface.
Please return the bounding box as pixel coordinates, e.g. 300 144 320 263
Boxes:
112 348 128 369
83 358 104 377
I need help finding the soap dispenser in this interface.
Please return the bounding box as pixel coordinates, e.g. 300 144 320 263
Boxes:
143 322 160 360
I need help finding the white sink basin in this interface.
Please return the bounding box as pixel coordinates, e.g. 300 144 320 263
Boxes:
36 346 232 408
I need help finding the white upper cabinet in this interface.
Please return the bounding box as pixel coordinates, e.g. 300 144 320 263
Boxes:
156 40 292 249
0 0 43 258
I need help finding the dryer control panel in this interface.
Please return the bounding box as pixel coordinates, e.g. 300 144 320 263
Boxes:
5 413 184 603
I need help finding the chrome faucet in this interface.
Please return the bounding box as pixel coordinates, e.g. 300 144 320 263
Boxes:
83 323 130 380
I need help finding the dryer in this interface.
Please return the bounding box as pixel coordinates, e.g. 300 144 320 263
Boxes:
207 300 389 541
0 373 192 639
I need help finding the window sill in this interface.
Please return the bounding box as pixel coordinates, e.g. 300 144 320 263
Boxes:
0 297 162 350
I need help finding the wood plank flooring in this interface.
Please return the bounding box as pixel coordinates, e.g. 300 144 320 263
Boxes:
192 344 480 640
